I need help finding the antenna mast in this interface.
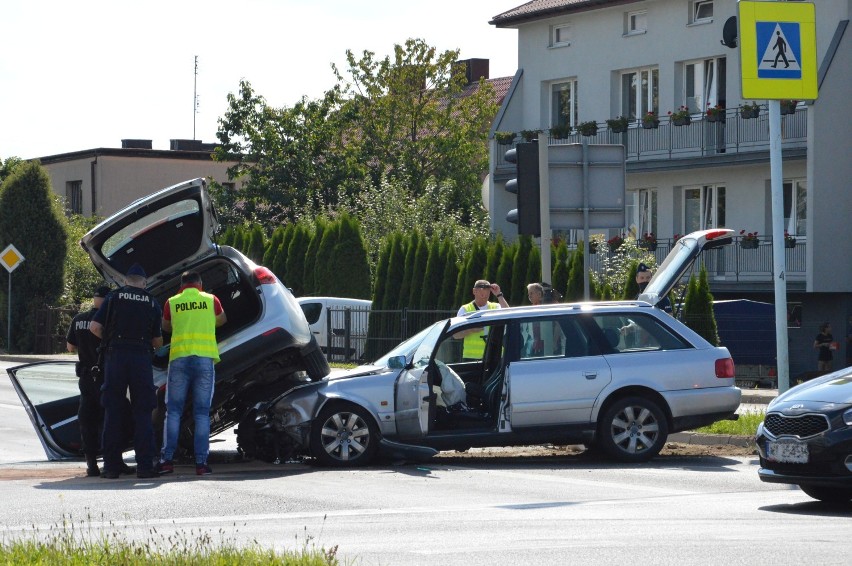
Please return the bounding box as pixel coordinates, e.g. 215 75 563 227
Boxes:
193 55 199 140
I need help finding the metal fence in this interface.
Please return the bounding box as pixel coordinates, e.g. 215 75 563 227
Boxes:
494 105 806 169
34 306 78 354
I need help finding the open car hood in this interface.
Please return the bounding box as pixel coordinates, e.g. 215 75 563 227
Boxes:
638 229 733 307
80 178 218 287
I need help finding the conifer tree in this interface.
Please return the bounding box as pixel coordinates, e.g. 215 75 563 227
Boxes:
397 232 420 309
683 265 719 345
552 242 570 299
366 237 393 361
525 245 542 304
407 234 429 308
495 240 516 302
0 162 67 352
437 242 459 310
247 224 266 263
565 245 586 301
262 226 285 267
285 223 310 296
314 218 340 296
419 237 443 309
303 219 327 294
485 235 504 284
510 236 533 305
328 214 371 299
622 261 641 300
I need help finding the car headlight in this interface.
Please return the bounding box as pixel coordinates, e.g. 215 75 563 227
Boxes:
844 408 852 426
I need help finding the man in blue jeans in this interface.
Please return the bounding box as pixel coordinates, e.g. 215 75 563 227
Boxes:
156 271 226 476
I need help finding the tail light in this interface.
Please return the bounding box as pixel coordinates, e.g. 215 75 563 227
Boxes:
715 357 735 378
254 266 277 285
705 229 730 241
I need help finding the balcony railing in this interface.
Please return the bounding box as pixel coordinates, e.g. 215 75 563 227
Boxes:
494 105 806 170
581 236 806 283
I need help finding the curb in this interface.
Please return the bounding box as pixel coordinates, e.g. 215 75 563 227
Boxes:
668 431 754 447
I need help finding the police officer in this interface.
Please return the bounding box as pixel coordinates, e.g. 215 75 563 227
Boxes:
89 263 163 479
66 285 135 477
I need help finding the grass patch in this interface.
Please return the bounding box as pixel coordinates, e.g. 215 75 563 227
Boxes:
693 410 764 436
329 362 358 370
0 514 340 565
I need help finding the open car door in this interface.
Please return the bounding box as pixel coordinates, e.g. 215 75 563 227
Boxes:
394 321 446 440
6 361 86 460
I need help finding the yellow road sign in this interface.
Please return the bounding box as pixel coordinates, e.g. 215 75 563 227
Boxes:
739 1 818 100
0 244 24 273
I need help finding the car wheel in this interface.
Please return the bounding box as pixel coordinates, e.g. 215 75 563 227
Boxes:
310 403 379 467
799 485 852 503
598 396 668 463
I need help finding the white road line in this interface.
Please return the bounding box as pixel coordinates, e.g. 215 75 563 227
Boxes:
0 402 24 411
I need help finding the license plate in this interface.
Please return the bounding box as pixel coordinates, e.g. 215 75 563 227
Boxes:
767 440 809 464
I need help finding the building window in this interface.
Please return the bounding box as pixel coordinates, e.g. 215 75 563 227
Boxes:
551 80 579 128
66 181 83 215
627 189 658 240
684 57 726 115
621 68 658 122
784 179 807 236
683 184 725 233
691 0 713 23
552 24 571 47
626 10 647 35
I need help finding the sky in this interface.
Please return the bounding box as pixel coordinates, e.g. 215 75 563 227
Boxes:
0 1 519 160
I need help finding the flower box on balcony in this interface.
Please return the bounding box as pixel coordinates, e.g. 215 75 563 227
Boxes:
739 230 760 249
641 112 659 129
706 104 724 122
780 100 798 115
607 234 624 252
668 106 691 126
577 121 598 137
740 102 761 119
607 116 629 134
784 231 797 248
495 131 515 145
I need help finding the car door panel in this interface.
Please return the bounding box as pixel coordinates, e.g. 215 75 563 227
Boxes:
509 356 612 426
6 361 85 460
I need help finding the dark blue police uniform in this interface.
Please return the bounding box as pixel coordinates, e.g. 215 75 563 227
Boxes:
66 306 103 460
93 284 162 476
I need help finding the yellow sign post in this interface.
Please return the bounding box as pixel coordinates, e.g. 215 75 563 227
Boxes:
739 1 818 394
739 1 818 99
1 244 24 353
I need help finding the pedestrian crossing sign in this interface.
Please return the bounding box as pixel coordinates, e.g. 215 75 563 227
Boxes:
739 1 818 100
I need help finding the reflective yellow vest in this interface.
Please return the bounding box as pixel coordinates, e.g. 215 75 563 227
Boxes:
168 288 220 363
462 301 499 359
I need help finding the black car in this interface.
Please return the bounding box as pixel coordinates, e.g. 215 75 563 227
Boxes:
756 368 852 503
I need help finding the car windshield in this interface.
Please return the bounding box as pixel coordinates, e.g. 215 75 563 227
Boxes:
370 320 446 368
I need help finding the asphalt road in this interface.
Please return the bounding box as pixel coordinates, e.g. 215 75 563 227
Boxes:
3 359 848 566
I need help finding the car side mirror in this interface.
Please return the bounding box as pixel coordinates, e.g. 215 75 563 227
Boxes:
388 355 406 370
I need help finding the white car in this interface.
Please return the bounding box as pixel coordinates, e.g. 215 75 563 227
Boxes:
7 178 329 460
237 229 742 466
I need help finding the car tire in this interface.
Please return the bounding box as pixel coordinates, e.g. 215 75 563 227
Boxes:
310 403 379 467
799 485 852 503
598 396 668 463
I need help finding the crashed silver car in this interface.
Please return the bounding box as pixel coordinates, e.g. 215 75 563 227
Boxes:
237 229 742 466
7 178 329 460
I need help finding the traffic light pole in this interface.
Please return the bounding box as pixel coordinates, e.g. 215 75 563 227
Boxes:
538 136 551 286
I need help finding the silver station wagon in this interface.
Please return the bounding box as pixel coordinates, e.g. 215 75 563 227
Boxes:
237 229 742 466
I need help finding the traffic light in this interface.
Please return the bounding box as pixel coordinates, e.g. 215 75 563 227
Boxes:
505 142 541 236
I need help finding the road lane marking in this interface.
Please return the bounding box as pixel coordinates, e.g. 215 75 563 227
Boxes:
0 402 24 411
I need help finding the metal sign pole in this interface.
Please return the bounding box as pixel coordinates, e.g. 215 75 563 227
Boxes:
769 99 790 392
6 275 10 354
582 139 590 301
539 139 552 286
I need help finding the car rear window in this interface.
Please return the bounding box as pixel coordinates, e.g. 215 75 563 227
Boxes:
101 199 201 260
300 302 322 325
590 313 691 353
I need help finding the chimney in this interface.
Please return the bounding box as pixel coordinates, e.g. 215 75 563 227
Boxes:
456 58 490 85
121 139 152 149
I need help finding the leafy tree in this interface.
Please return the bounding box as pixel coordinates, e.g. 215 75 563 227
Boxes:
62 214 102 306
0 162 67 352
213 80 359 225
589 238 655 301
0 157 23 184
333 38 499 216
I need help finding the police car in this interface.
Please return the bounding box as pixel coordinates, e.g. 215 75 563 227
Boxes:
7 178 329 460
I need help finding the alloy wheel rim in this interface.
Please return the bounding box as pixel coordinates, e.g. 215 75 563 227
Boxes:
610 405 660 454
320 412 370 461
